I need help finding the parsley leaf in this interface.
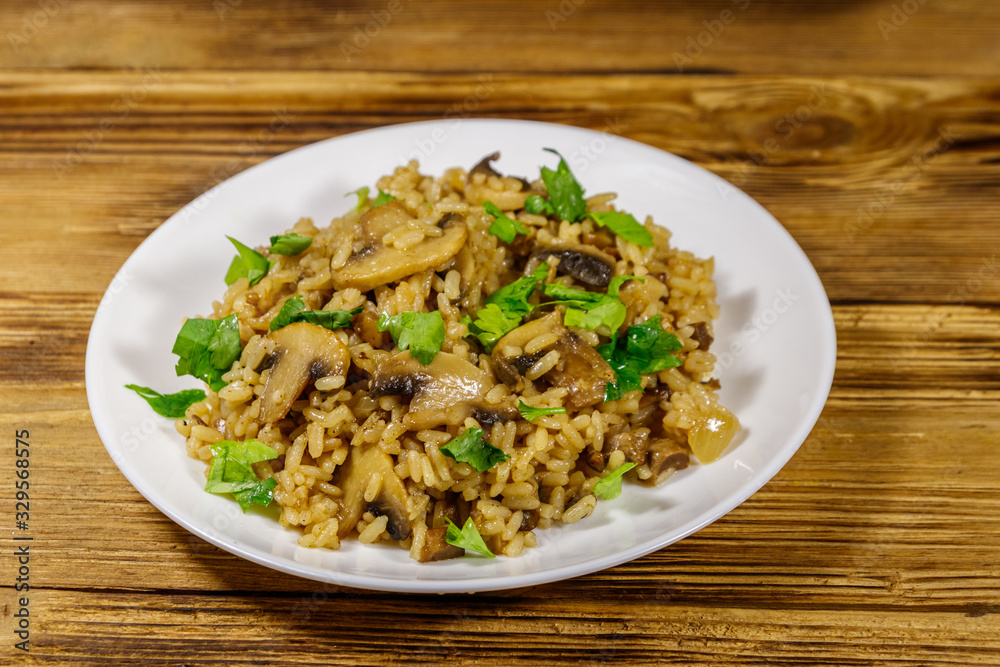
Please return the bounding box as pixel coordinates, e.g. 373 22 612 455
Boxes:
377 311 445 366
587 211 653 247
484 201 529 243
462 265 548 352
445 517 495 558
270 296 360 332
373 190 396 207
524 194 555 216
172 314 242 392
268 233 313 256
439 426 509 472
204 439 278 512
540 148 587 222
594 461 637 500
224 237 273 286
538 276 642 334
599 314 682 401
347 186 370 210
124 384 206 418
517 401 566 422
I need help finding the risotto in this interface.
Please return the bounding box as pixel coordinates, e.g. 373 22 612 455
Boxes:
167 150 740 561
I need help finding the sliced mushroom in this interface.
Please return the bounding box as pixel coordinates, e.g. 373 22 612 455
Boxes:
647 438 690 479
690 321 714 350
332 201 467 292
413 526 464 562
606 429 650 466
465 152 532 210
333 443 412 540
492 311 615 409
525 243 617 289
369 351 517 430
257 322 351 423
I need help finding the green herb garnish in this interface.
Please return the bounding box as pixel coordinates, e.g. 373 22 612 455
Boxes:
172 314 242 392
538 275 642 334
204 439 279 512
517 401 567 422
268 233 313 256
484 201 529 243
347 186 370 210
124 384 206 418
439 426 509 472
377 311 445 366
539 147 588 222
270 296 360 332
372 190 396 207
445 517 495 558
224 237 273 286
462 264 548 352
587 211 653 248
593 461 637 500
524 194 555 216
598 314 682 401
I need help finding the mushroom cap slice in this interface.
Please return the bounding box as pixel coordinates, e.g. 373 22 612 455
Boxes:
493 311 615 409
334 443 412 540
369 350 516 430
332 201 468 292
465 152 532 210
257 322 351 424
525 243 617 289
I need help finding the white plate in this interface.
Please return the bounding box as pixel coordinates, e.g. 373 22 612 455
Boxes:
86 119 836 593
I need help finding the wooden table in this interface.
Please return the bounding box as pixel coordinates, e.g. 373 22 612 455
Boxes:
3 1 999 664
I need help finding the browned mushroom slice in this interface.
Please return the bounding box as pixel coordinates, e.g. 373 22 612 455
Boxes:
332 201 467 292
413 526 465 562
257 322 351 423
606 429 650 466
334 443 412 540
369 351 517 430
525 243 617 289
690 321 714 350
647 438 690 479
492 311 615 409
465 152 532 209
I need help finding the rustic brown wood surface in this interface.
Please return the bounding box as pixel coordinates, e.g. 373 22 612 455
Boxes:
2 0 999 664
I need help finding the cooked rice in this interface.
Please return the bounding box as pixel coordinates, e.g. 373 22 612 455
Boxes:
174 157 740 561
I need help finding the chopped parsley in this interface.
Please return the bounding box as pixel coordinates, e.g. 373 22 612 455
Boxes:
445 517 495 558
224 237 273 286
270 296 360 332
598 314 682 401
439 427 509 472
372 190 396 207
268 233 313 256
462 264 548 352
586 211 653 248
484 201 529 243
347 186 370 210
593 461 637 500
172 314 242 392
377 310 445 366
124 384 206 418
517 401 566 422
204 439 278 512
524 194 555 216
539 148 588 222
538 275 642 334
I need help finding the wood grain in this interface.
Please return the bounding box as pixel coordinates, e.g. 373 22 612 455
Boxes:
2 0 1000 664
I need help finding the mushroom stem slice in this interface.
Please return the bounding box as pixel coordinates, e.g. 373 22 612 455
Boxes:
332 204 468 292
257 322 350 424
334 444 412 541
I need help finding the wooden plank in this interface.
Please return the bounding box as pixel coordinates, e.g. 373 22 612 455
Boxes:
1 73 999 304
0 0 997 77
